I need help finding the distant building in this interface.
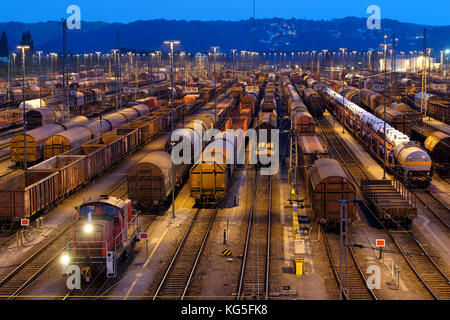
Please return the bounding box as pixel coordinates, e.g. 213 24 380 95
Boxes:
379 55 438 72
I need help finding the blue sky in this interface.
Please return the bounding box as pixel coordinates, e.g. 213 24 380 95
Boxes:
0 0 449 26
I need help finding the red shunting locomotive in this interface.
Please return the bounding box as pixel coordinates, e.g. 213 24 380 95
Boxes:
62 195 140 280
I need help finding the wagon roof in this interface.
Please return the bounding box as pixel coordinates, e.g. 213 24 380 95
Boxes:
308 159 351 190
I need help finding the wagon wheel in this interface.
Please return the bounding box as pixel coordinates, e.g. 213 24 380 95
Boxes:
0 221 15 233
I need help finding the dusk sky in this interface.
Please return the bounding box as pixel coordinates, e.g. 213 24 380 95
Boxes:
0 0 449 26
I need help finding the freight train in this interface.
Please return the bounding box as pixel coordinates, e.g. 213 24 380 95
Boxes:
283 81 315 135
255 82 278 166
127 96 235 210
189 88 255 206
0 86 226 227
322 86 432 188
297 76 417 229
10 105 151 167
407 92 450 124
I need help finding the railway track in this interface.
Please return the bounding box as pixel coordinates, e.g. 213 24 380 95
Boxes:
319 115 450 300
62 214 154 300
151 207 219 300
0 223 73 300
0 177 131 300
321 227 377 300
237 171 272 300
388 231 450 300
412 189 450 229
317 118 371 182
62 266 112 300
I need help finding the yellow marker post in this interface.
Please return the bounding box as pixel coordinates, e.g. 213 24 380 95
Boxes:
295 258 304 276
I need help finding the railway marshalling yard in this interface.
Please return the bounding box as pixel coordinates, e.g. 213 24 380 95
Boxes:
0 68 449 301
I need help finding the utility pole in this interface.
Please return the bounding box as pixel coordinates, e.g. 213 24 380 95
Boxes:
383 35 389 180
36 51 43 108
252 0 256 73
17 45 29 170
62 19 69 120
7 49 11 104
420 28 427 117
113 49 119 111
164 40 180 223
211 46 219 127
118 31 122 109
231 49 236 80
339 200 350 300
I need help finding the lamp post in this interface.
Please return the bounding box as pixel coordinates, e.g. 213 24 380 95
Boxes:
446 50 449 77
164 40 180 223
7 51 11 103
211 47 219 127
231 49 236 80
12 53 16 84
36 51 43 108
17 45 30 170
340 48 346 134
112 49 119 111
382 35 391 180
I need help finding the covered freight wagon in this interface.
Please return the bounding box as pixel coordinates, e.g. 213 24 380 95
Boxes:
307 159 356 229
10 123 66 165
189 133 238 205
127 151 188 209
424 131 450 177
44 126 95 159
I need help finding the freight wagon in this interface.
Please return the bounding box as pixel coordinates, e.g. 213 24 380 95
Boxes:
323 87 432 188
307 159 356 229
424 131 450 177
190 132 241 206
0 100 201 226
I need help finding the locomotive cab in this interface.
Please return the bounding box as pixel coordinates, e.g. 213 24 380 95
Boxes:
62 195 139 279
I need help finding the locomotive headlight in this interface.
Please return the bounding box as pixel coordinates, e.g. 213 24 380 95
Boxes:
84 223 93 233
61 254 70 265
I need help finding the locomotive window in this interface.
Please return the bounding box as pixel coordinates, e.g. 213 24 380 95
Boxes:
102 204 117 215
80 205 96 215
